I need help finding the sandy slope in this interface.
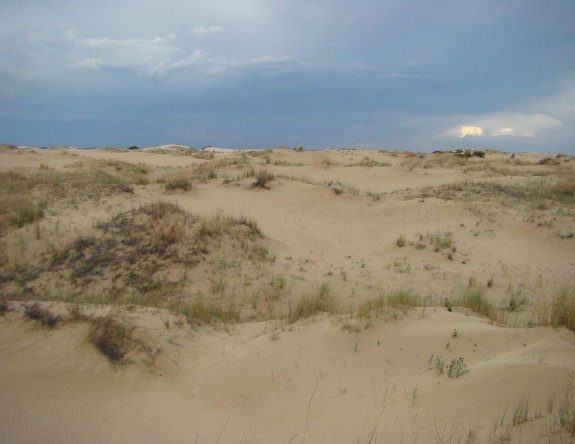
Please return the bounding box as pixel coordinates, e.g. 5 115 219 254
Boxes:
0 147 574 443
1 304 574 443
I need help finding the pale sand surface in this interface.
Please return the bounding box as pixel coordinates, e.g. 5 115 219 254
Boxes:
0 146 574 443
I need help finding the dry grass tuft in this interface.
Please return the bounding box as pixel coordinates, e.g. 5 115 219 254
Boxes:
0 299 11 315
251 170 275 189
89 316 136 364
163 177 192 192
24 303 59 328
551 286 575 331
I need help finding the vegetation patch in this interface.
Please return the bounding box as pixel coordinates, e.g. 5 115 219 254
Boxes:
251 170 275 190
457 286 494 319
89 315 138 364
288 283 336 323
0 202 272 323
551 286 575 331
447 357 469 378
358 290 421 319
24 303 59 328
417 179 575 210
0 299 11 315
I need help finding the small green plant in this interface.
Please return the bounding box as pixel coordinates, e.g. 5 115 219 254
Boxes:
444 298 452 312
447 357 469 378
435 356 445 375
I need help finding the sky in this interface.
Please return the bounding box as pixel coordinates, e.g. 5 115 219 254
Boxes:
1 0 574 153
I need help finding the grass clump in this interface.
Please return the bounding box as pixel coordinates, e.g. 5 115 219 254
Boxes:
458 286 493 318
358 290 420 319
24 303 59 328
251 170 275 189
10 201 46 228
396 235 407 247
182 298 240 325
551 287 575 331
288 283 335 323
386 289 420 308
164 177 192 192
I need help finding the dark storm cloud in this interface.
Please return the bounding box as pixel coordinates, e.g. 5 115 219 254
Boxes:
1 0 574 152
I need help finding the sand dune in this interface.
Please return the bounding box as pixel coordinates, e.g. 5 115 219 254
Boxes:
0 147 574 443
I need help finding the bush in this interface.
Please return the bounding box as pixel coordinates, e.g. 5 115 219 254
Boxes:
89 316 133 363
447 357 469 378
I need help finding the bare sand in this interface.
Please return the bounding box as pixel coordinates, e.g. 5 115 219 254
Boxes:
0 146 574 443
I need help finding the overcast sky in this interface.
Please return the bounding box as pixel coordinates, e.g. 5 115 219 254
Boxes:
1 0 574 152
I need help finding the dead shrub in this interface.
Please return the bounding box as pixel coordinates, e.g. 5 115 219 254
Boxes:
89 316 134 363
24 303 59 328
0 299 11 315
251 170 274 189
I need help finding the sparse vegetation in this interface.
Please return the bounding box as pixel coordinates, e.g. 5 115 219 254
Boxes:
163 177 192 192
287 283 335 323
458 286 493 318
447 357 469 378
24 303 59 328
251 170 275 189
435 356 445 375
550 286 575 331
0 299 11 315
89 315 137 363
396 235 407 247
358 290 420 319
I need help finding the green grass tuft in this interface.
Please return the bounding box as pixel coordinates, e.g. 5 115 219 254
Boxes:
288 283 335 323
457 286 494 318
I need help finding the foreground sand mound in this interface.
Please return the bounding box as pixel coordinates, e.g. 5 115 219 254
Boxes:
1 302 574 443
